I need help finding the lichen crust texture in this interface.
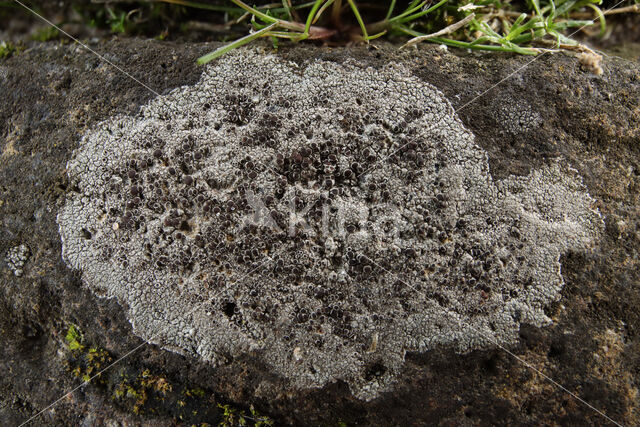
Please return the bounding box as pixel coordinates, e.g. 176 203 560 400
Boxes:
57 49 603 400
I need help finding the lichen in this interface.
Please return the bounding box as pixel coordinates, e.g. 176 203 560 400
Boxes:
57 49 603 400
4 244 30 277
497 99 542 134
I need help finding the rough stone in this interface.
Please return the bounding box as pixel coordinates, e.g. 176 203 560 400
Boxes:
57 49 603 400
1 39 639 425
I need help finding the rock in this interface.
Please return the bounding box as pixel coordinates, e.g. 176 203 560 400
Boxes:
1 39 639 425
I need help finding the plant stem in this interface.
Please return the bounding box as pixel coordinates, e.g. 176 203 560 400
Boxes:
197 22 278 64
347 0 369 42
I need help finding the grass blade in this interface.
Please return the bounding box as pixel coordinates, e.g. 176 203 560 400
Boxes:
154 0 243 13
401 14 475 48
304 0 327 36
347 0 369 42
585 3 606 36
197 22 278 64
385 0 397 20
395 0 449 24
313 0 336 24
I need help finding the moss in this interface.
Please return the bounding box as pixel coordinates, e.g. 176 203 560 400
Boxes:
113 368 173 415
0 41 21 60
60 323 269 422
248 405 274 427
184 387 206 398
218 403 274 427
64 324 112 386
64 324 84 351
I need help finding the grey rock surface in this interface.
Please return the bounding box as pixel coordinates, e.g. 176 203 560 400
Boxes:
1 39 639 425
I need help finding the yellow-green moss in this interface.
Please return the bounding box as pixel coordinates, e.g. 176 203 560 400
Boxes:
0 41 21 60
184 387 206 398
218 403 274 427
113 369 173 414
64 324 113 385
64 324 83 351
62 325 272 424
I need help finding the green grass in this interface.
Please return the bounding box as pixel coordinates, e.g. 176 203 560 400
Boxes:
184 0 638 62
3 0 638 62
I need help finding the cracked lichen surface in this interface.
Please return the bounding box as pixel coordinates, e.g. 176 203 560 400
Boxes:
5 244 30 277
57 49 603 400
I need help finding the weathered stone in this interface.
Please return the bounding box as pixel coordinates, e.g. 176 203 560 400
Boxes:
1 39 639 425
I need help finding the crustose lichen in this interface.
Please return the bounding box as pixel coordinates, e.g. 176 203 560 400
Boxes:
57 49 602 400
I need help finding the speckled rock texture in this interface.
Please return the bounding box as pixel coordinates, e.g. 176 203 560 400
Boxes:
1 39 639 425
